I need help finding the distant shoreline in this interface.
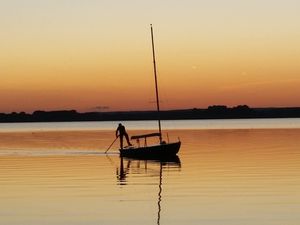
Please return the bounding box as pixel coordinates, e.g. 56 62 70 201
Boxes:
1 105 300 123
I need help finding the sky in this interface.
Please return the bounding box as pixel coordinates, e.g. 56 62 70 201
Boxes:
1 0 300 113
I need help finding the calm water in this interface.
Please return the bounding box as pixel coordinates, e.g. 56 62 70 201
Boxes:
1 118 300 132
0 119 300 225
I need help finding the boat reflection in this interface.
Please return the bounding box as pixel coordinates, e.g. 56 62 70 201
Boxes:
117 156 181 184
116 156 181 225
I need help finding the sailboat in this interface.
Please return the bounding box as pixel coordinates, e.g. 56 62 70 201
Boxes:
119 25 181 159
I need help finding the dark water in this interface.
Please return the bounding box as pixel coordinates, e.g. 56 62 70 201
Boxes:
0 120 299 225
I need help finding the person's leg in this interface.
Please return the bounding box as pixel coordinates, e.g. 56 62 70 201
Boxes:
120 135 124 149
125 133 132 146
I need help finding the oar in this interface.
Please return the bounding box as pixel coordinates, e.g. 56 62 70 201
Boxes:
105 137 118 153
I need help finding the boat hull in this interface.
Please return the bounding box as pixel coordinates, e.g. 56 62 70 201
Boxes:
119 141 181 159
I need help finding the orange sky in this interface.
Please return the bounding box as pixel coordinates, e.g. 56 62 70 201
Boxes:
1 1 300 113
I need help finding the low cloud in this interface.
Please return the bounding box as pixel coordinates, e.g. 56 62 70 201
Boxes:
91 106 110 111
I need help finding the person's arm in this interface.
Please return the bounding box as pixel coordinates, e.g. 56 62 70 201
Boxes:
116 128 119 138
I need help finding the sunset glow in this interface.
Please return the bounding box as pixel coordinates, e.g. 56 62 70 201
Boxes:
1 1 300 113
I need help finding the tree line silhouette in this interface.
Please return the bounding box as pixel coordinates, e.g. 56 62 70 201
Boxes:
1 105 300 123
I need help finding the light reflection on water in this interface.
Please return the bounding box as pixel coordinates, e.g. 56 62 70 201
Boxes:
1 118 300 132
0 124 300 224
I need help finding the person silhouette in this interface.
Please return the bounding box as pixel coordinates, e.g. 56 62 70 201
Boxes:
116 123 132 149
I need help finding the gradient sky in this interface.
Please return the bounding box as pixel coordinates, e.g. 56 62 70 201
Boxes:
1 0 300 113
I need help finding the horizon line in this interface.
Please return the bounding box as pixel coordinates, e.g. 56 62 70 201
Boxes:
2 105 300 115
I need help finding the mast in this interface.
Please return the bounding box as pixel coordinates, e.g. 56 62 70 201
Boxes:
150 24 162 143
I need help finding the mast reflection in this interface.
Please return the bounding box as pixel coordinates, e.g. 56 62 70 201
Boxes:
116 156 181 225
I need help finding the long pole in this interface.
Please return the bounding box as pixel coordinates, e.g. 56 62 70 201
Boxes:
150 24 162 143
105 137 118 153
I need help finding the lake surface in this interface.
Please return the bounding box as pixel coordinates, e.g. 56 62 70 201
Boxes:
1 118 300 132
0 119 300 225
